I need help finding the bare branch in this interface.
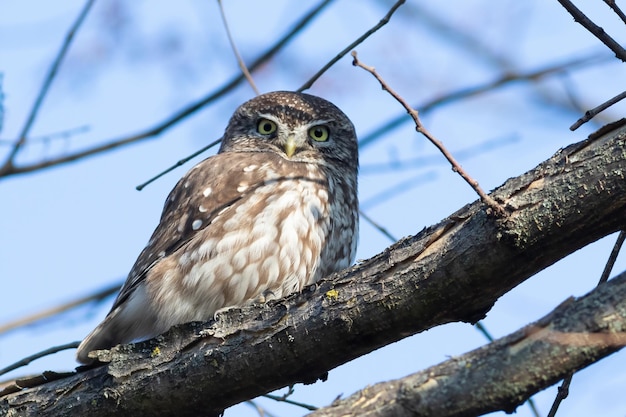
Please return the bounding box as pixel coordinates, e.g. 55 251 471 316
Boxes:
0 342 79 378
556 0 626 61
351 51 506 216
1 0 96 172
3 121 626 416
359 171 436 210
548 374 573 417
0 0 334 179
297 0 405 92
393 0 512 69
360 135 517 174
308 270 626 417
135 138 221 190
602 0 626 24
358 52 607 149
0 283 120 336
570 90 626 130
599 230 626 285
547 227 625 415
263 386 317 411
217 0 260 95
0 125 90 146
358 210 397 243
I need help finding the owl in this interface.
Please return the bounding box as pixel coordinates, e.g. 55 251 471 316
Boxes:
76 91 359 364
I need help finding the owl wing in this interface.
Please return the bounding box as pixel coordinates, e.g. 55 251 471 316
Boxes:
109 152 268 312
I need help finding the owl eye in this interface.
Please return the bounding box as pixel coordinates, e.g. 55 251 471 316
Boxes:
257 119 277 136
308 125 329 142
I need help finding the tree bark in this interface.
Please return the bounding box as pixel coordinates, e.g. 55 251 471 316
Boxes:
2 120 626 416
307 269 626 417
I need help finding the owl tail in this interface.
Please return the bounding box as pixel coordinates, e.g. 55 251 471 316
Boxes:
76 308 127 364
76 284 161 364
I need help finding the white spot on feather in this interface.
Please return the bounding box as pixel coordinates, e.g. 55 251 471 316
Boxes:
203 187 212 197
192 219 202 230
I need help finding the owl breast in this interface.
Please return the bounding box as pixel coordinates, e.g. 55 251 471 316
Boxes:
145 159 357 331
76 91 359 364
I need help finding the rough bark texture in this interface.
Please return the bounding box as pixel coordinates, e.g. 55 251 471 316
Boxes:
308 270 626 417
2 120 626 416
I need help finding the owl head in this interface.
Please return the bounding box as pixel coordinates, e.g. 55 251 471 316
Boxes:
219 91 358 172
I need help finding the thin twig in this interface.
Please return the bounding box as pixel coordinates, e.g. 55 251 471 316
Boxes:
245 400 266 417
263 395 317 411
570 90 626 130
361 135 518 174
602 0 626 24
0 283 120 336
392 0 511 69
547 230 626 415
351 51 506 216
526 398 543 417
0 0 96 173
359 210 397 243
136 138 222 190
474 321 495 342
246 400 279 417
358 52 607 149
270 384 294 401
556 0 626 61
559 72 591 121
373 0 607 139
0 0 334 179
0 125 90 145
547 373 573 417
598 230 626 285
0 342 79 377
262 385 317 411
217 0 260 95
360 171 437 211
297 0 405 92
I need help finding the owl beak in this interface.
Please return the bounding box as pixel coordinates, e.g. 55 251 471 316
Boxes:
284 136 297 158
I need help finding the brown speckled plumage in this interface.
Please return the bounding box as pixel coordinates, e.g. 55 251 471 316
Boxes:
77 91 359 364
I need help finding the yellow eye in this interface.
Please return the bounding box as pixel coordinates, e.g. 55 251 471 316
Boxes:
308 125 329 142
257 118 277 135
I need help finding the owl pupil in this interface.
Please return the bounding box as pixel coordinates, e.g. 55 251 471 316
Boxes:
313 129 323 138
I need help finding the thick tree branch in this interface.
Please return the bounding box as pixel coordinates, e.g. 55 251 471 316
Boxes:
308 269 626 417
2 120 626 416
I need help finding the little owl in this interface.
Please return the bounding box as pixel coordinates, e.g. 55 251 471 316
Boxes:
76 91 359 364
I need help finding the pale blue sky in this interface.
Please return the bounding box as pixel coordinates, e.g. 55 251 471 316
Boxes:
2 1 626 415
